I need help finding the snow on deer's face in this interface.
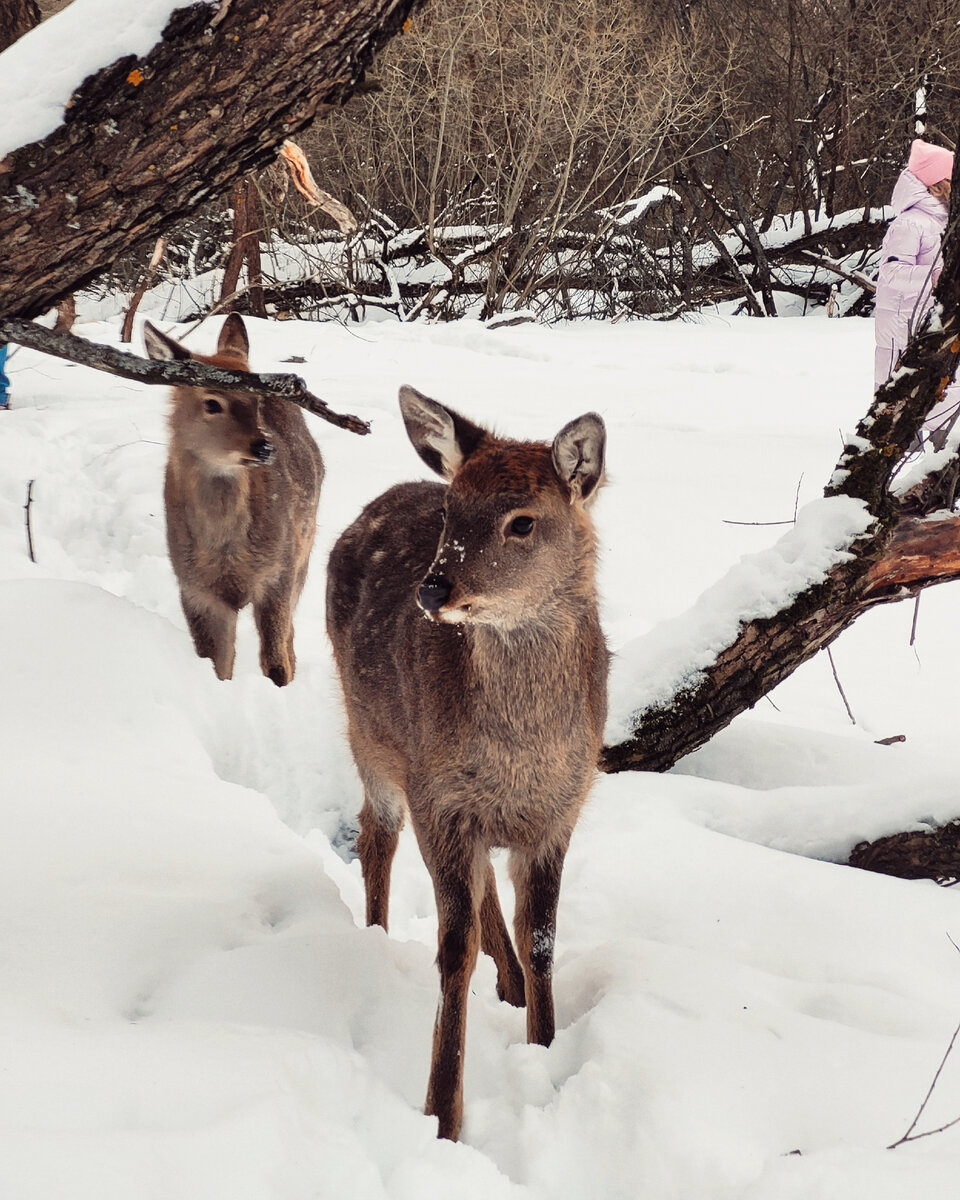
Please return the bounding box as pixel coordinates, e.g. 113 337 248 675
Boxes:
418 443 591 629
398 386 605 631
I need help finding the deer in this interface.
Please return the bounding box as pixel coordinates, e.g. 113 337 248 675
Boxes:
326 385 608 1141
143 314 323 686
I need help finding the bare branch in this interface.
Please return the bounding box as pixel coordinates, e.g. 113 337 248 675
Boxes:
800 251 877 294
827 646 856 724
23 479 36 564
888 1013 960 1148
0 318 370 435
121 238 166 344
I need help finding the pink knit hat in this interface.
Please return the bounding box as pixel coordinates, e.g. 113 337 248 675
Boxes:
908 138 954 186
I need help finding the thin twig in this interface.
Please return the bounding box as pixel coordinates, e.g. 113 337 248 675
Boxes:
826 645 856 724
24 479 36 564
0 318 370 435
723 478 805 528
888 934 960 1149
888 1020 960 1148
722 518 795 527
910 594 922 646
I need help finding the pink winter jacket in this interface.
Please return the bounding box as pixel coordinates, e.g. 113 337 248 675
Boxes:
874 168 958 439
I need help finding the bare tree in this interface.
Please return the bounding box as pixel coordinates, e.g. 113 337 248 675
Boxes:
286 0 960 318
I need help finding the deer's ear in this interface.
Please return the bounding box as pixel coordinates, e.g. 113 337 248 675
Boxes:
143 321 191 362
552 412 606 503
398 385 486 480
217 313 250 362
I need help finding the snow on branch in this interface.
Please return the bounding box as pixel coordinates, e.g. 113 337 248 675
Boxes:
602 149 960 773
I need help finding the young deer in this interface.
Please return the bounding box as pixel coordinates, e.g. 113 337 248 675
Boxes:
144 314 323 685
327 387 608 1140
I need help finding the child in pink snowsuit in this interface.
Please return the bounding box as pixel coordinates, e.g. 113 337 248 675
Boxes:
874 138 957 446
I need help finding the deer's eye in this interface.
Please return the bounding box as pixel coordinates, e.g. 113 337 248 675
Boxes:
203 398 223 414
508 515 535 537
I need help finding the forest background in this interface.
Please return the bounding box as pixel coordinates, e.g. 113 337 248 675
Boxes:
94 0 960 325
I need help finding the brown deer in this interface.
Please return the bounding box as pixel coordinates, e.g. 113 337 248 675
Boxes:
326 386 608 1140
144 314 323 685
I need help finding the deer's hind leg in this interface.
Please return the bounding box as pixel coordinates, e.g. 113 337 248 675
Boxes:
355 767 405 931
510 843 567 1048
480 861 525 1007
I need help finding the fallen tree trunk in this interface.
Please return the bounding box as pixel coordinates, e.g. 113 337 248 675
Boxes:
850 822 960 884
602 149 960 774
0 0 424 320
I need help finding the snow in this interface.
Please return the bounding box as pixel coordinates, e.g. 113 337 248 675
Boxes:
598 186 681 225
607 494 875 739
0 0 215 160
3 307 960 1197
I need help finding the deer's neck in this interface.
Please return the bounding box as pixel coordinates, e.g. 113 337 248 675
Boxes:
467 603 596 713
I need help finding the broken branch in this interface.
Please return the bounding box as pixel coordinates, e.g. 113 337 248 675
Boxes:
0 318 370 435
801 251 877 294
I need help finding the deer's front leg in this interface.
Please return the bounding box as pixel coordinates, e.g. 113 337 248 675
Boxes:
181 590 237 680
424 844 485 1141
253 582 295 686
511 845 567 1047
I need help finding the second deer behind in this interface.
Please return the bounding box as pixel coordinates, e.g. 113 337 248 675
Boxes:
145 314 323 685
327 386 609 1141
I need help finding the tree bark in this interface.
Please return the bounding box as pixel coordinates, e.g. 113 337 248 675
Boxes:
0 0 41 53
0 0 425 320
602 152 960 774
221 177 267 318
121 238 165 343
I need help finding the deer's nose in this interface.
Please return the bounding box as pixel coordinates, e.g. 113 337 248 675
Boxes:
251 438 275 463
418 573 452 612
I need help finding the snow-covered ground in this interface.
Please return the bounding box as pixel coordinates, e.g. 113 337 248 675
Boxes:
2 307 960 1198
